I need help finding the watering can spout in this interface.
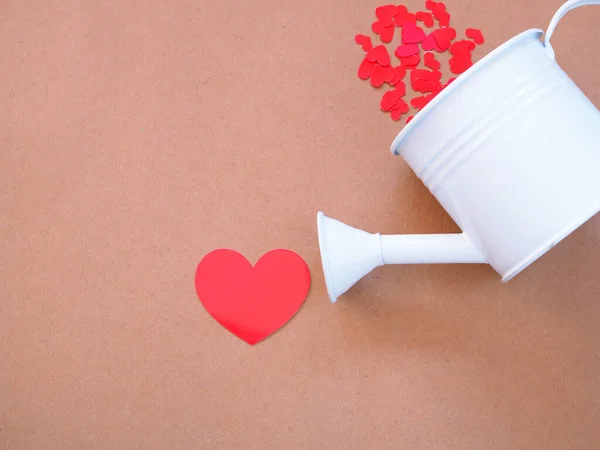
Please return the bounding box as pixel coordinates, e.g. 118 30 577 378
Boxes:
317 212 486 303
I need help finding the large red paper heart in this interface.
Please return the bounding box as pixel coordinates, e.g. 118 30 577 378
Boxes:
195 249 310 345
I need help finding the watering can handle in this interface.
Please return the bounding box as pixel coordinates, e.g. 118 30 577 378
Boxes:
544 0 600 58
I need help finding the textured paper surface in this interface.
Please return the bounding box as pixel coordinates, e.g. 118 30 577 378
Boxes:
2 0 600 448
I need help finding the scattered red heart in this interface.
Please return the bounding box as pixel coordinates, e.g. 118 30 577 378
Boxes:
370 64 395 87
466 28 485 45
394 5 417 26
416 11 435 28
402 22 427 44
450 39 476 55
354 1 486 122
366 44 391 66
424 52 441 70
354 33 373 52
395 43 420 58
433 27 456 51
398 54 421 68
381 89 401 111
391 67 407 85
375 4 398 26
392 95 409 111
357 58 376 80
422 31 443 52
436 10 451 27
372 21 395 43
391 103 409 121
449 54 473 74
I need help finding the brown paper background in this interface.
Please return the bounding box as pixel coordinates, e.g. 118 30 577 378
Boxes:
2 0 600 448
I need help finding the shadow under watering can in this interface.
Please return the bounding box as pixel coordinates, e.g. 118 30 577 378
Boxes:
318 0 600 303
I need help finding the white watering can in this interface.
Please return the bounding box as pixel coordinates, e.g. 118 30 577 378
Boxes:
317 0 600 303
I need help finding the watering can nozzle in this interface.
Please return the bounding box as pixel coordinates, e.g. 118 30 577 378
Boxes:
316 212 486 303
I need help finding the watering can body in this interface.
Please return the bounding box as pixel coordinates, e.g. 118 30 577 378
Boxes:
392 26 600 281
318 0 600 303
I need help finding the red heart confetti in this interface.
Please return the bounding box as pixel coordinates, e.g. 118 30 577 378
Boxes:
355 2 486 123
354 33 373 51
406 115 414 123
411 95 429 109
433 27 456 50
371 63 395 87
425 0 437 11
402 21 427 44
390 66 407 85
421 33 435 51
430 2 450 27
358 58 376 80
424 51 441 70
436 10 451 27
195 249 311 345
381 89 401 111
421 31 443 52
366 44 391 66
414 78 442 93
394 12 417 27
451 49 472 61
410 90 439 110
465 28 485 45
391 105 408 120
392 97 409 112
450 39 476 55
431 1 446 17
394 5 417 26
416 11 435 27
449 54 473 74
391 79 407 96
398 54 420 68
411 68 442 93
376 4 398 27
380 25 395 43
372 21 395 43
410 68 441 82
395 43 420 58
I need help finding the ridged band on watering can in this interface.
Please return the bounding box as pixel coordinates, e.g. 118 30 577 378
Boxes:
390 0 600 280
